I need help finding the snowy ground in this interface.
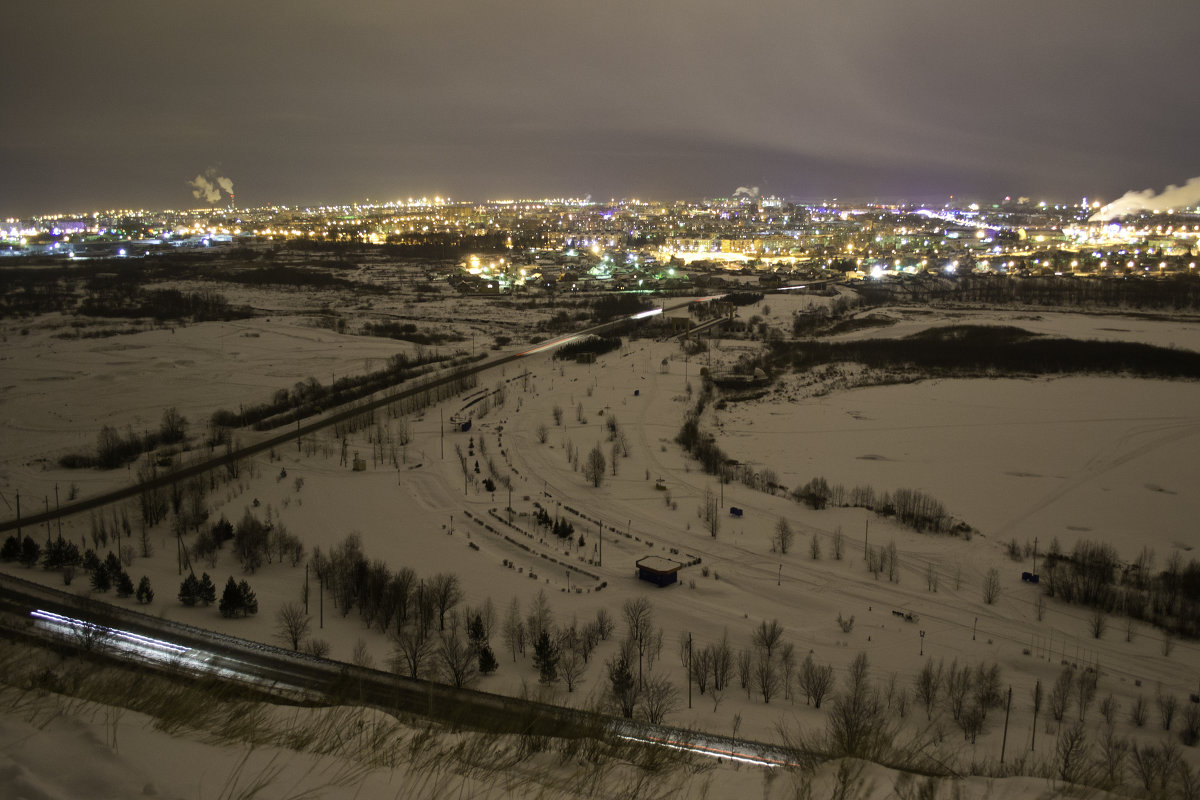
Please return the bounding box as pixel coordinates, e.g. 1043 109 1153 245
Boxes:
2 300 1199 796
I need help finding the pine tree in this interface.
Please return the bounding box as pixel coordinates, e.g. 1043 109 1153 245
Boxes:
478 643 499 675
0 535 20 561
468 613 487 651
219 576 242 618
199 572 217 605
19 536 41 568
533 630 559 684
136 576 154 604
179 573 200 606
115 571 135 598
103 551 122 579
82 549 101 574
238 580 258 616
90 565 111 592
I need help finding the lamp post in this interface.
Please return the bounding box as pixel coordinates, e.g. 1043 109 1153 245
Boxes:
919 630 926 656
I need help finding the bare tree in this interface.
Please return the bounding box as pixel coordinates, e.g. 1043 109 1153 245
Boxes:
622 596 654 686
914 658 944 720
1097 727 1129 789
754 650 780 703
711 630 733 691
276 601 311 651
638 674 679 723
809 533 821 560
552 405 563 426
826 653 886 759
559 648 586 692
701 487 720 538
392 624 433 678
502 597 525 661
832 527 843 560
1089 607 1107 639
584 444 606 487
774 518 794 554
536 423 549 444
751 619 784 659
428 572 462 631
1129 694 1147 727
737 648 753 697
436 628 477 689
526 588 553 643
1099 693 1119 726
1056 722 1091 784
1157 692 1178 731
982 567 1001 604
1076 669 1098 722
798 653 835 708
946 659 973 722
779 643 796 701
1180 704 1200 747
1049 666 1073 722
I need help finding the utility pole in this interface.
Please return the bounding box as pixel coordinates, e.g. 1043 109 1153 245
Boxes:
44 496 50 546
973 616 978 641
920 629 926 656
1031 680 1041 751
55 484 61 540
1000 686 1013 764
440 408 444 460
304 564 309 614
778 563 782 586
319 573 324 629
297 418 301 452
864 519 869 560
14 491 20 537
1032 536 1038 577
687 633 693 709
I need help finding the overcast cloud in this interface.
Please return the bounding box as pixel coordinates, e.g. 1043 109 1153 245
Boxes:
2 1 1196 214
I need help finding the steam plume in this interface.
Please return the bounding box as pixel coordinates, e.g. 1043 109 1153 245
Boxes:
1090 176 1200 222
733 185 760 198
187 170 235 205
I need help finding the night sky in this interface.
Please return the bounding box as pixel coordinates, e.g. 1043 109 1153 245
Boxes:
3 1 1197 216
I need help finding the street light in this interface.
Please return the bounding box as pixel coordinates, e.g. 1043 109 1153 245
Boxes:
920 630 926 656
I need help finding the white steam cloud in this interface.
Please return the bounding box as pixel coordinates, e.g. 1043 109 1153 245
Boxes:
733 185 760 198
188 170 235 205
1090 176 1200 222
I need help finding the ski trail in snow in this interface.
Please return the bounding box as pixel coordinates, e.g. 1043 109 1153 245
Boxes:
992 416 1200 538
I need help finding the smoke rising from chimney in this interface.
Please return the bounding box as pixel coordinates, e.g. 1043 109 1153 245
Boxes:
187 170 235 205
1090 176 1200 222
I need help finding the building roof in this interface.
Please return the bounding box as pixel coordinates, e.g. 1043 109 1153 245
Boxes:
636 556 682 574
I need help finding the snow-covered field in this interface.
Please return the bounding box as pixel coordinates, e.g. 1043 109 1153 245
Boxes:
2 300 1199 797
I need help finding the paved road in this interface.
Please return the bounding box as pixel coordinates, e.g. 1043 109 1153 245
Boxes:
0 303 690 535
0 571 802 767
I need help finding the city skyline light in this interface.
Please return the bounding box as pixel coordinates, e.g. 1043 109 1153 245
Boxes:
2 1 1197 217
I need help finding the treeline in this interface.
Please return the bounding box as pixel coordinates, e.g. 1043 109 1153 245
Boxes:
210 349 475 431
214 265 364 290
589 294 657 321
769 325 1200 380
1042 538 1200 639
78 287 254 322
858 273 1200 311
360 320 465 346
554 335 622 361
60 407 190 470
1 534 154 603
679 385 963 535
